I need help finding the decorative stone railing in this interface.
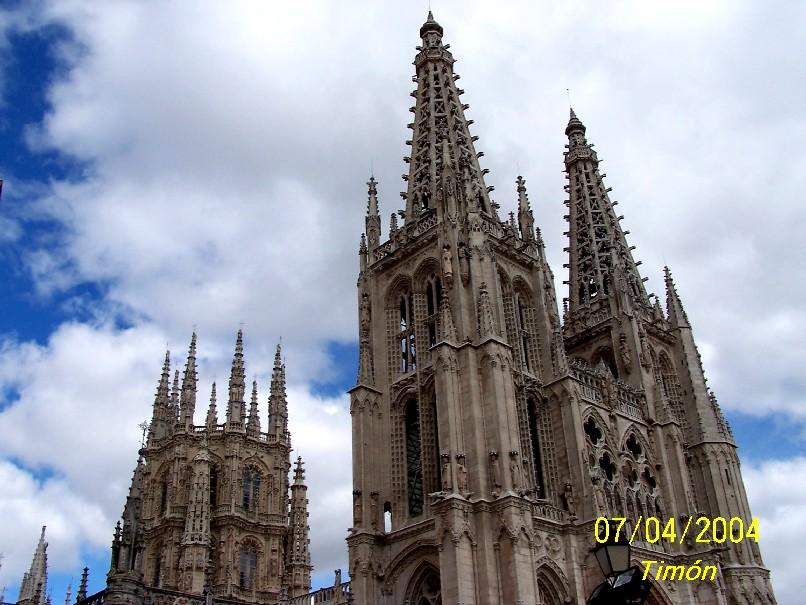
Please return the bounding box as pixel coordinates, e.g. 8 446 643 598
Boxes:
289 582 351 605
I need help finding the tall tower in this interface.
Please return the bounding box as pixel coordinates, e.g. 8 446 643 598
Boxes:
95 332 311 605
17 527 48 605
285 457 312 597
348 13 776 605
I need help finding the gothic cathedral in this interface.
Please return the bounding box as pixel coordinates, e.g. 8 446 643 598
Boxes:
347 13 776 605
105 332 312 605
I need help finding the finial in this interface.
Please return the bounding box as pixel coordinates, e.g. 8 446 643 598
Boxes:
138 420 149 447
420 9 443 38
294 456 306 484
566 106 585 136
251 380 258 403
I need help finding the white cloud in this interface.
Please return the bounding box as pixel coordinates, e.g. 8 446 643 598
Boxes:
0 0 804 600
742 456 806 604
0 323 351 591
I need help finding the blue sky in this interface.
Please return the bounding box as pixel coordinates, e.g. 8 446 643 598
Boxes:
1 1 805 603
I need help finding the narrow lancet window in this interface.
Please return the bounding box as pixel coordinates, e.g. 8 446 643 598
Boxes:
405 398 424 516
399 292 416 372
239 545 257 589
527 398 546 498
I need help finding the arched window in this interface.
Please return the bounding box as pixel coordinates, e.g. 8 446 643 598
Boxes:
159 479 168 515
515 292 532 371
242 468 261 512
239 544 257 590
209 465 218 508
152 549 162 587
425 275 443 346
593 347 618 379
527 398 546 498
405 398 424 516
399 292 416 373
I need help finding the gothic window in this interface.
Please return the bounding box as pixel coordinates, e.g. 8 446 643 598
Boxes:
152 550 162 587
239 545 257 590
242 467 261 512
383 501 392 532
405 398 424 516
625 433 642 459
425 275 443 346
515 292 532 371
209 465 218 508
583 417 603 445
527 398 546 498
159 479 168 515
641 467 657 492
598 453 616 481
399 292 416 373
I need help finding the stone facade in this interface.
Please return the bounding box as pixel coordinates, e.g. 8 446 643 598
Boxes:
102 332 311 605
347 12 776 605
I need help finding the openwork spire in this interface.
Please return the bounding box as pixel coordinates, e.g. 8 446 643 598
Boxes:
516 175 535 242
269 343 288 439
77 568 89 602
365 176 381 251
181 332 198 428
402 11 492 222
226 330 246 427
247 380 261 436
564 108 649 315
205 382 218 431
286 456 311 595
17 526 48 605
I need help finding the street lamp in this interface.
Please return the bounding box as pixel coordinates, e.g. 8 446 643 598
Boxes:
587 520 651 605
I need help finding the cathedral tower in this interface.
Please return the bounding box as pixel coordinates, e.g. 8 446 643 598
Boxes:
16 527 48 605
98 332 311 605
348 13 775 605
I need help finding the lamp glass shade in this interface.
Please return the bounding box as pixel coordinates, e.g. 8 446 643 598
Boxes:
592 540 631 577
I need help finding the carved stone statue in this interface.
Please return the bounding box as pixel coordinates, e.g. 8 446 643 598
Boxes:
509 451 523 490
441 453 452 491
442 244 454 288
619 332 632 374
359 294 371 341
455 454 468 494
334 568 342 586
489 451 501 493
563 482 577 519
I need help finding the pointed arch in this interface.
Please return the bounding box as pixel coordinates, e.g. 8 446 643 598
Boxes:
405 561 442 605
619 423 656 463
534 556 570 605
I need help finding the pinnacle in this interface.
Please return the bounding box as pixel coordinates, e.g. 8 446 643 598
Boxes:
565 106 586 136
294 456 306 484
419 9 444 38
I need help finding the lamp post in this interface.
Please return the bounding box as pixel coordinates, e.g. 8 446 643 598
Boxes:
587 520 651 605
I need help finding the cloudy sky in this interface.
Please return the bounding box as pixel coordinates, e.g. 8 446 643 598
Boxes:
0 0 804 602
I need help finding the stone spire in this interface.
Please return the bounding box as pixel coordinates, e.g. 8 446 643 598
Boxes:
169 369 180 423
149 351 172 442
516 175 535 242
17 526 48 605
226 330 246 429
205 382 218 431
438 296 458 342
247 380 261 437
109 454 145 577
365 176 381 252
76 568 88 602
180 332 198 429
402 11 492 222
62 584 71 605
564 108 649 316
268 344 288 441
664 266 690 328
285 457 312 597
